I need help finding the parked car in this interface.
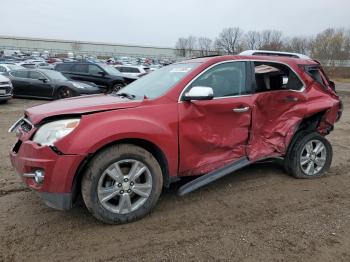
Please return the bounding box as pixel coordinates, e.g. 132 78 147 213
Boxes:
5 69 100 99
0 63 25 74
0 74 13 103
54 62 137 93
114 65 149 78
9 54 341 224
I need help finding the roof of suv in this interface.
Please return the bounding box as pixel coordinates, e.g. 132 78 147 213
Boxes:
184 54 318 66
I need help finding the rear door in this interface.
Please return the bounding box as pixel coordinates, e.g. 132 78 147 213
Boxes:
247 61 307 160
70 64 89 82
9 70 30 96
178 61 254 176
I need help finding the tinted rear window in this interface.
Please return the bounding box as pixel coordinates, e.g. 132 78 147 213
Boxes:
10 70 28 78
55 63 72 71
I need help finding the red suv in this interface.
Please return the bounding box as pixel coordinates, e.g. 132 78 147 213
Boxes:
9 54 342 224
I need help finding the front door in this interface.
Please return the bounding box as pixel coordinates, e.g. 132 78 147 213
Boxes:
178 61 253 176
27 70 53 98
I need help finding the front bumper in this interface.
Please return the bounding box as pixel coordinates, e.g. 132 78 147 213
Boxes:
10 139 86 210
0 94 12 101
38 192 73 210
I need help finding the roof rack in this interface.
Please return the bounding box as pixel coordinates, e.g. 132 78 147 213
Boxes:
239 50 311 60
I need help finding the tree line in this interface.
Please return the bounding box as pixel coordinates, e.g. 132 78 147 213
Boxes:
175 27 350 61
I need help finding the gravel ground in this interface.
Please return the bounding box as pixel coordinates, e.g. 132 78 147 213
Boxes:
1 84 350 262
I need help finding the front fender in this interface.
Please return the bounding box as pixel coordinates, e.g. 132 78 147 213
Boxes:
54 103 179 177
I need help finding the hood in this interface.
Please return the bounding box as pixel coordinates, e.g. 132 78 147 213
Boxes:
0 74 10 82
26 94 143 124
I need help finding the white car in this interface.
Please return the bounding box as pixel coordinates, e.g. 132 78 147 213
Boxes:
0 74 13 103
0 63 25 74
114 65 150 78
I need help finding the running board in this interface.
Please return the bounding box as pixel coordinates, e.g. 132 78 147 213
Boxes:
178 157 251 196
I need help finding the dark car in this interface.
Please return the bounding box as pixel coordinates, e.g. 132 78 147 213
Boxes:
5 69 101 99
54 62 137 93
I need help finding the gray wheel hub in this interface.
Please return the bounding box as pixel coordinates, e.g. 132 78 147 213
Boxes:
300 139 327 176
97 159 152 214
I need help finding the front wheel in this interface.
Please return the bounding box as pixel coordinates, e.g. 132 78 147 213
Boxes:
81 144 163 224
286 132 333 178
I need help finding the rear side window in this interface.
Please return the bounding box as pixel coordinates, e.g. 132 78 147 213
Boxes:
305 66 326 87
28 71 45 80
55 63 72 72
88 64 102 75
72 64 88 73
191 62 247 97
253 62 303 92
10 70 28 78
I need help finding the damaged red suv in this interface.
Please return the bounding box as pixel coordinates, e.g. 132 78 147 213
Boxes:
9 54 342 224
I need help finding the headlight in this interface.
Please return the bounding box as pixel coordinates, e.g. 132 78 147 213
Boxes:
72 82 87 89
32 118 80 146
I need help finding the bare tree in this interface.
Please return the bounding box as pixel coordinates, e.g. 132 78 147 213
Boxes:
187 36 197 57
245 31 262 50
284 36 311 54
197 37 213 56
260 30 284 50
215 27 243 54
311 28 350 61
175 37 189 57
71 42 81 53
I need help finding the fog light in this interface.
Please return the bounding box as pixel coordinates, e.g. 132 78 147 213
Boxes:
34 170 45 184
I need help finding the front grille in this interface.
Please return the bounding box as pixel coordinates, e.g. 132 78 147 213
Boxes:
0 86 11 94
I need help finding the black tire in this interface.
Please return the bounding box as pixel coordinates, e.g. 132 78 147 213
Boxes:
81 144 163 224
285 132 332 179
111 83 125 93
57 87 74 99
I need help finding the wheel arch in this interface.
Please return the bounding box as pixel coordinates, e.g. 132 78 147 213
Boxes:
285 110 328 158
71 138 171 204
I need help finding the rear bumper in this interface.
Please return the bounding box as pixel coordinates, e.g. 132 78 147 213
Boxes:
9 139 86 209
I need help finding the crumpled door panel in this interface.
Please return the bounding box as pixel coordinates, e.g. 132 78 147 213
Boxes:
179 96 252 176
247 85 340 161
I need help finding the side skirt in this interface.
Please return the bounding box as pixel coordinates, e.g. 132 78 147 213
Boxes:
178 157 251 196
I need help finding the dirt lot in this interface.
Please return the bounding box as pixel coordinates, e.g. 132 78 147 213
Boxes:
1 84 350 262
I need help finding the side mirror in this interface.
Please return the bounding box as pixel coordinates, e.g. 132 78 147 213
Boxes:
98 71 106 76
184 86 214 101
329 80 335 91
38 78 48 83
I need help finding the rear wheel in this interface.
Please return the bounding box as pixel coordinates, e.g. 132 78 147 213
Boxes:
285 132 332 178
57 87 74 99
81 144 163 224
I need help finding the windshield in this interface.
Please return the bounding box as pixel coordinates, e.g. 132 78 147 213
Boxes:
116 63 199 99
99 63 123 77
43 70 68 81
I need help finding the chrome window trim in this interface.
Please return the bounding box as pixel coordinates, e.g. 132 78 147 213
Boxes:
178 59 306 102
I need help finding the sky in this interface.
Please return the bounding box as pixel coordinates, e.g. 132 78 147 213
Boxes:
1 0 349 47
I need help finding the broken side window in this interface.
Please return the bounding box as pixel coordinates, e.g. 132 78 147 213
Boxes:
253 61 303 92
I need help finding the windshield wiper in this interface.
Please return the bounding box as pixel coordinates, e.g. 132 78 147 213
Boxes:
115 92 136 100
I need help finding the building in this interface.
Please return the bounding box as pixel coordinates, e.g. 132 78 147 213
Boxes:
0 35 178 59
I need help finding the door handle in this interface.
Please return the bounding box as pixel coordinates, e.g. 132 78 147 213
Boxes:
283 96 299 102
233 106 249 113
